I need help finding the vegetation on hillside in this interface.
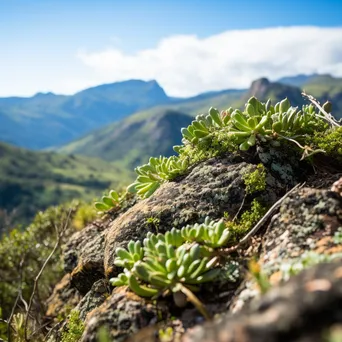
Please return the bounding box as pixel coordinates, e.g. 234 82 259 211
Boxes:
0 80 171 149
0 142 133 229
0 202 95 341
1 92 342 341
59 109 193 168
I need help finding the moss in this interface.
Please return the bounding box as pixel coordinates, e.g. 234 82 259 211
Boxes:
240 199 267 228
308 126 342 163
158 327 174 342
145 216 160 231
242 164 267 195
226 199 267 244
61 310 85 342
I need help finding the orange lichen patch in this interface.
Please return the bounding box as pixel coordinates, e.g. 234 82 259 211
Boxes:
305 279 332 292
315 236 332 248
314 236 342 255
331 177 342 196
105 266 115 278
325 245 342 254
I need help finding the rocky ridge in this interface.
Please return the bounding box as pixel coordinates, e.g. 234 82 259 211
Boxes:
47 147 342 342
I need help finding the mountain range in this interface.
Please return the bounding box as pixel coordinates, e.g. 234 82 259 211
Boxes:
58 74 342 167
0 80 171 149
1 73 342 225
1 74 341 152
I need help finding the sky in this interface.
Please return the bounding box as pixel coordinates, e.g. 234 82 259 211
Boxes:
1 0 342 97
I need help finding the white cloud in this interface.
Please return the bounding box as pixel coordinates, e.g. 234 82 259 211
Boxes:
77 26 342 97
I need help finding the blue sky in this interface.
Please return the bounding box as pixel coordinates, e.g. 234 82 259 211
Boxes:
1 0 342 97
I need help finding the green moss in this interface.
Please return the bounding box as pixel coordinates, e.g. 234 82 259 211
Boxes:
158 327 174 342
240 199 267 228
72 202 97 230
61 310 85 342
226 199 267 243
242 164 267 195
145 216 160 231
309 127 342 163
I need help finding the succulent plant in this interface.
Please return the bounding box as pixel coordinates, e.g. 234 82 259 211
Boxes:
181 107 232 145
110 217 235 317
180 96 330 152
127 155 189 198
98 96 340 202
94 190 122 213
180 217 230 248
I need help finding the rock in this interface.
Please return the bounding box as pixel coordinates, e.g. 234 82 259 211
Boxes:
45 274 82 320
75 279 110 321
51 151 342 342
63 196 138 295
81 288 168 342
231 187 342 313
63 220 109 295
103 155 286 276
182 260 342 342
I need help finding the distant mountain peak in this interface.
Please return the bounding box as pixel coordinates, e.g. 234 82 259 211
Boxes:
248 78 271 98
33 91 55 98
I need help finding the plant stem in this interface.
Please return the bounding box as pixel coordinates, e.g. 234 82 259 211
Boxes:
178 284 211 321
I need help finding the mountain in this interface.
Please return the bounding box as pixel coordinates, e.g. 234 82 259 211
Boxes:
277 74 318 87
58 88 246 167
0 80 171 149
59 76 342 168
59 109 193 168
245 77 305 106
2 74 342 153
277 74 342 119
0 142 134 226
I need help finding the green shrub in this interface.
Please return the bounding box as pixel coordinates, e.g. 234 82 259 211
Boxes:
0 201 91 340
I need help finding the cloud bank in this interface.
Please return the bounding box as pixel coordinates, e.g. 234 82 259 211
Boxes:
77 26 342 97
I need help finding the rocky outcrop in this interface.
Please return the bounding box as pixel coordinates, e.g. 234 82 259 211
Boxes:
231 186 342 315
182 260 342 342
46 274 82 320
81 288 168 342
47 150 342 342
103 155 287 277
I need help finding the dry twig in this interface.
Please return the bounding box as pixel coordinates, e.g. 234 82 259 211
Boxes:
302 92 341 127
217 182 305 255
